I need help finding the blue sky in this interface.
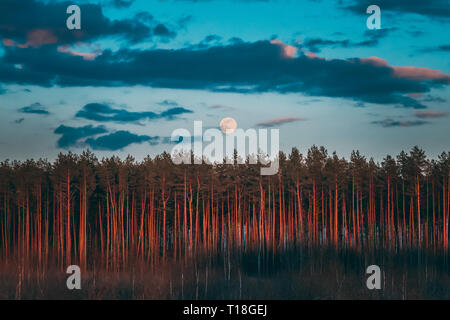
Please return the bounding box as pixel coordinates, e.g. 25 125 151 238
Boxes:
0 0 449 162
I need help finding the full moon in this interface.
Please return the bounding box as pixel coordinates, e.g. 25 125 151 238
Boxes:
220 117 238 134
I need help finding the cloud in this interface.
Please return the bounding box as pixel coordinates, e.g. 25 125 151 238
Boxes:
371 118 428 127
1 40 448 108
57 45 102 61
3 29 58 49
159 107 194 119
157 100 180 107
177 15 193 30
407 30 425 38
19 102 49 114
0 0 176 47
209 104 236 111
343 0 450 19
204 34 222 43
75 103 193 123
406 92 423 99
269 39 298 58
54 124 108 148
153 24 175 38
303 29 395 53
359 57 450 82
363 28 396 41
257 116 306 127
85 131 158 151
303 38 350 53
53 123 179 150
415 111 449 119
188 34 225 50
418 45 450 53
111 0 135 8
422 95 446 103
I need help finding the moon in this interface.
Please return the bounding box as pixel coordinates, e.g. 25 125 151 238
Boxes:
220 117 238 134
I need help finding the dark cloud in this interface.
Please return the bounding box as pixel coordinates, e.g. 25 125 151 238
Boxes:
179 0 271 1
228 37 245 45
53 123 180 150
111 0 135 8
204 35 222 43
437 45 450 51
84 132 183 150
159 107 193 119
371 118 428 127
303 38 348 53
85 131 158 151
157 100 180 107
363 28 396 42
153 24 176 38
343 0 450 19
418 45 450 53
75 103 193 123
1 40 448 108
54 124 108 148
19 102 49 114
304 28 395 52
407 30 425 38
422 95 446 103
0 0 175 47
187 34 224 50
170 0 450 19
162 136 185 145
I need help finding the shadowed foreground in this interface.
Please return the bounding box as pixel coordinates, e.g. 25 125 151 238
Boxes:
1 249 448 300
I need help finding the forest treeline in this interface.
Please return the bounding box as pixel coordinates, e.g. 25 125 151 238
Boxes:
0 145 448 271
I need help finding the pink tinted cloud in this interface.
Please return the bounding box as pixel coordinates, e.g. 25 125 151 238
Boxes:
270 39 298 58
415 111 449 119
57 45 102 60
257 116 306 127
360 56 450 83
3 29 58 48
359 56 388 67
20 29 58 48
406 92 423 98
394 66 449 82
2 38 15 46
305 51 324 60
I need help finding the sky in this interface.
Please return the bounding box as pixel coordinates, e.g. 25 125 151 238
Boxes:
0 0 449 162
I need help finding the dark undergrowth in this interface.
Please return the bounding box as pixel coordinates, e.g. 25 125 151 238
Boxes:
0 249 448 300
